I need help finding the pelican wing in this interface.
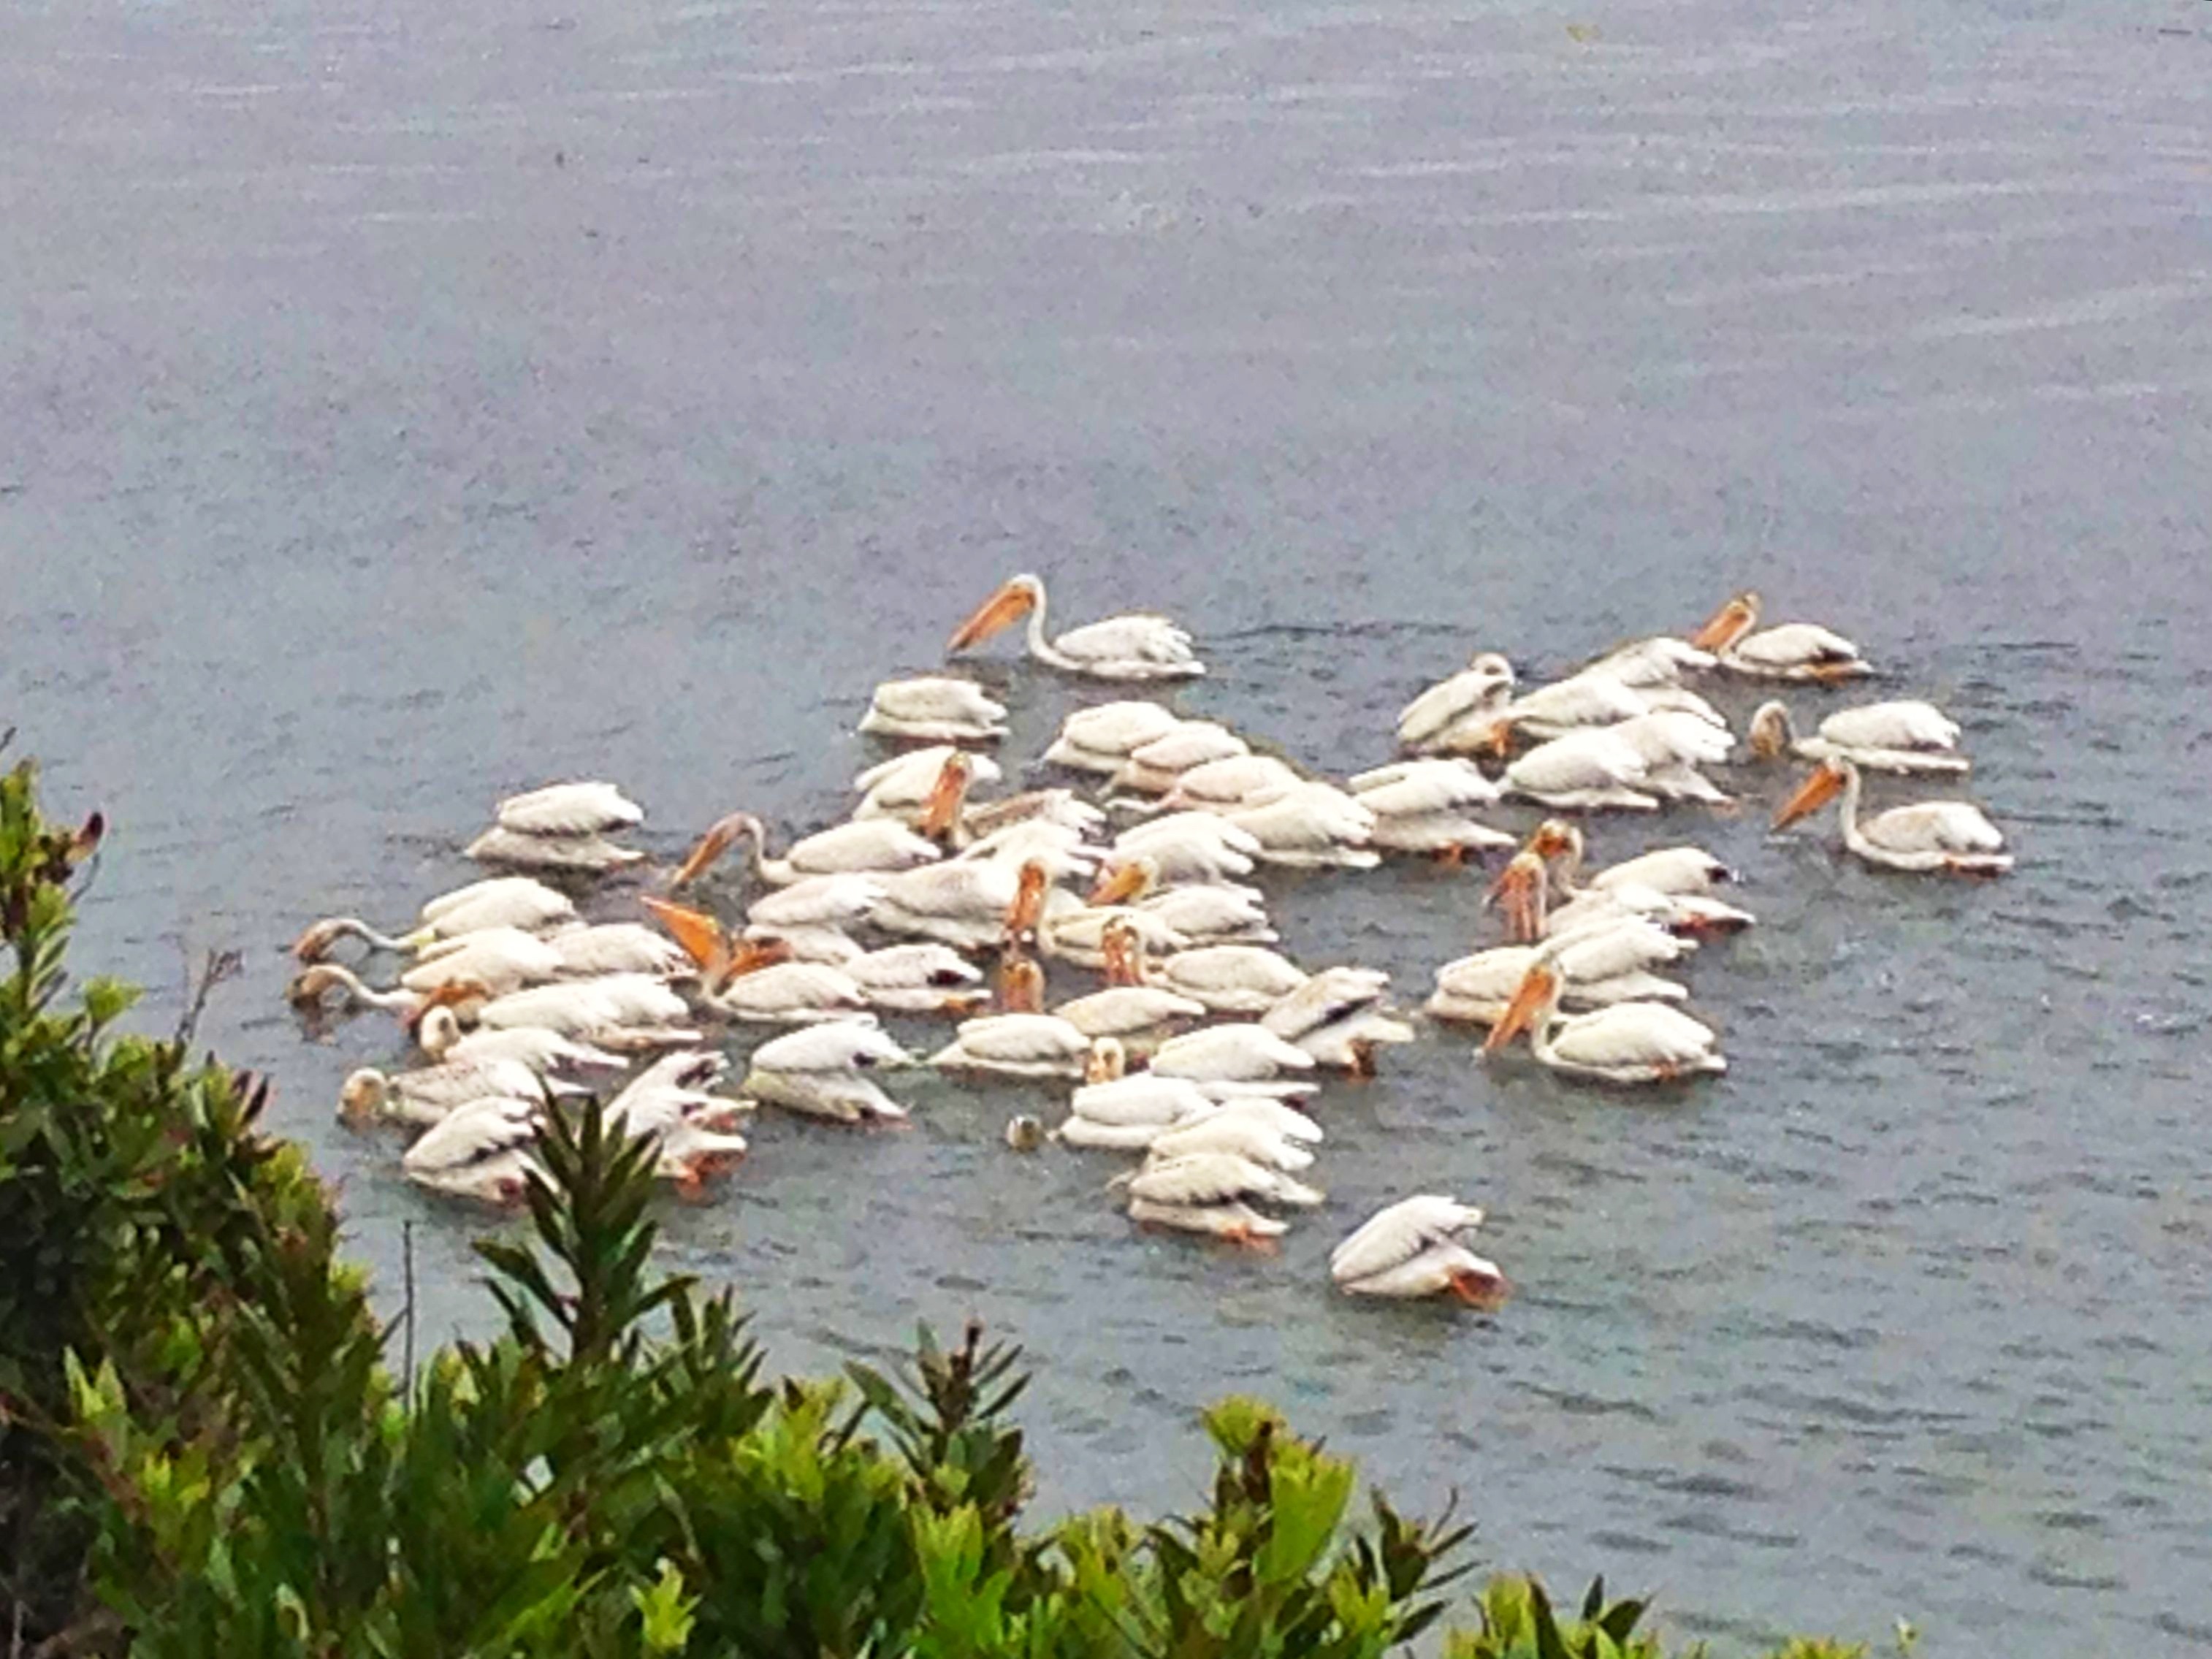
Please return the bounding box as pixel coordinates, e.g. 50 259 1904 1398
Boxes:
868 676 1008 726
941 1013 1091 1066
402 1097 541 1177
1551 1003 1719 1070
1068 1074 1216 1127
496 782 644 837
1819 700 1959 752
1150 1023 1316 1081
785 819 943 877
1051 701 1183 759
1330 1195 1485 1284
1055 613 1200 671
750 1020 912 1074
1864 801 2005 855
1507 731 1650 795
1053 985 1209 1037
1734 622 1864 671
1352 758 1505 815
1397 669 1511 750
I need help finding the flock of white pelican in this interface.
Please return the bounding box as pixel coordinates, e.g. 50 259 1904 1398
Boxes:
287 574 2010 1311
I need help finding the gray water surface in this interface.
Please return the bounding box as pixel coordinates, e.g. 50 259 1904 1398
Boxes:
5 0 2211 1648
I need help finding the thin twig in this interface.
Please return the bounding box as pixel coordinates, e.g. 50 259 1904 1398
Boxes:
172 947 243 1048
402 1220 417 1403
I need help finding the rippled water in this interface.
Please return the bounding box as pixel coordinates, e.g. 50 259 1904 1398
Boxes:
6 0 2212 1647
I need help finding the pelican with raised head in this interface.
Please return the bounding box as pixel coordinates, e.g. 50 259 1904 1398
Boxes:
1771 758 2010 874
1690 591 1872 682
1481 953 1724 1084
947 572 1204 680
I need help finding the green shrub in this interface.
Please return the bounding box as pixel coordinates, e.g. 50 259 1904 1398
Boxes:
0 753 1865 1658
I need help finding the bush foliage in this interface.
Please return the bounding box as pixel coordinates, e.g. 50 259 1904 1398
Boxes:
0 755 1862 1656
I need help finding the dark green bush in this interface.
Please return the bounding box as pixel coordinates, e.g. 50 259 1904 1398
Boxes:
0 755 1863 1657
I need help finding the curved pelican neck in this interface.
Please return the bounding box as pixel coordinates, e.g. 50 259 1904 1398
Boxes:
1832 764 1873 860
1524 980 1568 1067
321 964 418 1013
1022 584 1075 669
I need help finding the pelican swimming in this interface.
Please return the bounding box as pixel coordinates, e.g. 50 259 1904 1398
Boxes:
1481 953 1725 1084
1259 966 1413 1072
401 1097 544 1207
1103 812 1262 885
337 1058 562 1129
844 942 989 1014
853 746 1006 819
947 572 1204 680
1504 728 1661 812
1350 758 1515 860
603 1052 753 1194
1226 783 1379 869
1771 758 2011 874
1601 712 1736 806
1110 722 1251 794
1331 1197 1507 1307
671 811 942 889
1581 636 1716 689
1145 1111 1316 1174
1118 1151 1324 1243
493 781 643 838
287 963 452 1019
1159 754 1305 812
1086 858 1275 944
873 856 1052 950
1050 920 1209 1039
1148 1021 1317 1085
1153 944 1310 1015
464 972 702 1049
1427 907 1692 1026
1690 591 1873 682
857 676 1010 743
417 1006 628 1075
1748 700 1968 776
1042 700 1185 774
1492 842 1753 944
292 877 578 959
1523 820 1735 900
396 922 690 997
744 1021 915 1124
747 873 886 934
1397 652 1517 753
463 825 647 875
926 962 1097 1077
643 899 874 1022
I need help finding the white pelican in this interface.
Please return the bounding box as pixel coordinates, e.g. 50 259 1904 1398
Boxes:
1482 956 1724 1084
1146 1112 1316 1173
671 812 942 889
1149 1022 1316 1084
1397 652 1516 753
1035 889 1188 969
856 676 1009 743
853 746 1005 819
1103 812 1259 885
1057 1040 1218 1145
603 1053 753 1194
494 782 643 838
287 964 449 1019
844 943 988 1015
1525 820 1735 900
1226 784 1379 870
398 927 566 996
401 1097 543 1207
642 901 874 1023
926 977 1097 1079
1331 1197 1507 1307
1042 700 1184 774
947 572 1204 680
466 972 701 1048
1603 712 1736 806
1504 729 1661 812
417 1007 628 1075
293 877 578 958
1492 842 1752 944
1159 753 1305 811
1350 759 1514 861
1125 1197 1288 1245
874 857 1050 951
1259 966 1413 1072
1110 722 1251 794
1086 858 1275 943
1748 700 1968 776
1490 671 1652 740
961 788 1107 840
1153 944 1309 1014
1771 758 2012 874
948 815 1099 885
1044 920 1205 1040
747 873 886 934
1120 1149 1324 1215
547 923 694 978
1582 636 1715 688
463 825 646 875
744 1021 915 1124
1690 591 1873 682
1426 912 1691 1026
742 923 862 964
337 1058 561 1129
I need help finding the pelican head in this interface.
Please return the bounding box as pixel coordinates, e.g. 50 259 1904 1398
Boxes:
1468 651 1517 687
1086 1035 1128 1084
291 916 369 962
1688 590 1761 652
1481 960 1563 1053
419 1004 463 1059
1747 701 1793 761
1526 818 1582 864
1484 851 1549 944
947 573 1044 652
1099 917 1144 987
919 751 975 839
1004 858 1051 939
287 963 359 1009
670 812 763 890
1087 855 1156 907
1772 758 1850 830
996 953 1045 1013
1447 1255 1511 1310
337 1068 388 1125
1004 1113 1045 1152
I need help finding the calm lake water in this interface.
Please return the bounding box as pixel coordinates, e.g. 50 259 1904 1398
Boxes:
5 0 2211 1647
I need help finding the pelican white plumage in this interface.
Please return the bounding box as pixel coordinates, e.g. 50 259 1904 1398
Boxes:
1397 652 1517 752
463 825 647 874
1481 954 1725 1084
1504 729 1660 812
1748 700 1968 776
1491 842 1752 945
857 676 1009 743
1582 636 1716 688
710 956 873 1023
1771 758 2011 874
947 572 1204 680
1159 754 1305 812
1153 945 1309 1015
1145 1112 1316 1173
1524 820 1735 900
337 1059 560 1129
1110 722 1251 794
459 973 700 1050
927 1007 1095 1078
401 1097 544 1206
1042 701 1185 774
603 1052 753 1192
1491 671 1652 740
1426 907 1691 1025
1049 919 1209 1039
1121 1150 1324 1213
417 1006 628 1075
1331 1197 1507 1306
745 1021 915 1124
844 943 988 1014
1226 783 1379 869
397 928 567 996
1103 813 1260 886
1690 591 1873 682
1350 758 1515 859
1603 712 1736 805
672 812 942 889
287 964 443 1018
747 873 887 934
1086 858 1275 944
873 857 1050 951
1148 1022 1316 1084
293 877 579 958
494 782 643 838
1259 966 1413 1072
853 746 1007 819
